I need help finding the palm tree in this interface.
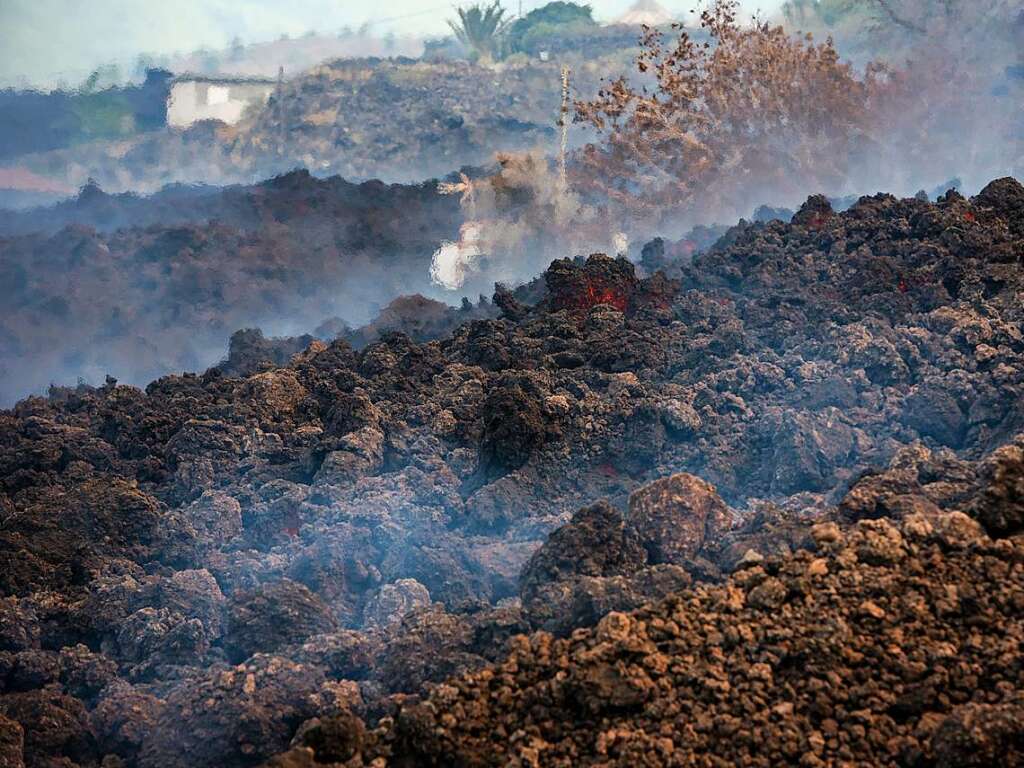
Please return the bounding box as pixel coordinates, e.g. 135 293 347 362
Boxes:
449 2 510 63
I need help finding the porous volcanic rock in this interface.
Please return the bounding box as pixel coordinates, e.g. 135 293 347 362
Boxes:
625 472 732 565
361 579 432 630
0 714 24 768
136 654 330 768
969 442 1024 536
224 580 339 663
3 178 1024 767
519 501 647 603
367 485 1024 766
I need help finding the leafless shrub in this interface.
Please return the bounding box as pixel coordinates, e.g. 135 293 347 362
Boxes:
573 0 888 227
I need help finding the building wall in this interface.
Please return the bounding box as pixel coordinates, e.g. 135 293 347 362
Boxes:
167 81 275 128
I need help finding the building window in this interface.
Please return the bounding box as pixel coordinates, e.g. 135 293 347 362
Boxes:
207 85 231 105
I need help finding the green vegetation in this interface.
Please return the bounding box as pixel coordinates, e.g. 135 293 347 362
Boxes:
71 91 136 140
67 65 153 142
506 2 598 54
447 1 599 62
448 2 511 63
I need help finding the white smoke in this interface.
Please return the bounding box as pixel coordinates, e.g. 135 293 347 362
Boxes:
429 222 484 290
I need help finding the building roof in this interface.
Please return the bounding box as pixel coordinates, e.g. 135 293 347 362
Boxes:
616 0 675 26
171 73 278 86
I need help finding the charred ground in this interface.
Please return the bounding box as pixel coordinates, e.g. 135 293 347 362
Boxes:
1 177 1024 767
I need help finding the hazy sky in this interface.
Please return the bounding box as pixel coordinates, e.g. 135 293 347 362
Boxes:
0 0 779 89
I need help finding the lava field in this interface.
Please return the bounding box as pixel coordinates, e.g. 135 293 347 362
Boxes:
1 177 1023 767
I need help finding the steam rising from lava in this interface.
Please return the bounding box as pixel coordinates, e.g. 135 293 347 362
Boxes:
429 222 485 290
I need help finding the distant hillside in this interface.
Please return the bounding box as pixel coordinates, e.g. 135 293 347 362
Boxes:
233 58 585 181
5 53 631 198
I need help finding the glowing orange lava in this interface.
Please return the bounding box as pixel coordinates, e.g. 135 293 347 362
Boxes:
583 282 629 312
553 278 630 313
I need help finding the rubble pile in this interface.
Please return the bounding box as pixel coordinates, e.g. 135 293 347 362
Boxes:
1 178 1023 767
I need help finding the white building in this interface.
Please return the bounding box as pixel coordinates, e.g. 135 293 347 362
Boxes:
166 75 277 129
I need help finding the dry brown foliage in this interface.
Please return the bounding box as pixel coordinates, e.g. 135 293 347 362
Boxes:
573 0 888 225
